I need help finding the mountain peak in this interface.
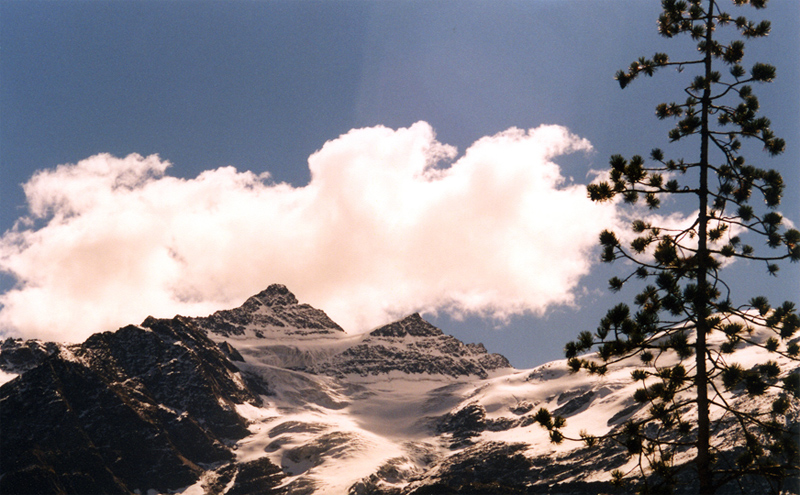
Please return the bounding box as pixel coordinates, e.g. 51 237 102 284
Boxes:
369 313 443 338
314 313 510 378
190 284 344 338
246 284 298 307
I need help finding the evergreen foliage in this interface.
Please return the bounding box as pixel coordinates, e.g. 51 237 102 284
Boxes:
545 1 799 493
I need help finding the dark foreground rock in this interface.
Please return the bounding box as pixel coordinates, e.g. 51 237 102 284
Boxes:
0 315 275 494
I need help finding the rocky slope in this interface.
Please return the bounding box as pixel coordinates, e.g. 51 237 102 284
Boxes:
1 284 797 495
0 316 282 494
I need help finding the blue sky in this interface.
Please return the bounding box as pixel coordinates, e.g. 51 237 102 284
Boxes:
1 0 798 368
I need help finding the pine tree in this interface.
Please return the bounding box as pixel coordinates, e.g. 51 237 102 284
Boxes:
538 1 800 493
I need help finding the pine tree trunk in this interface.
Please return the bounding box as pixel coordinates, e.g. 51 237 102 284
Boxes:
695 2 715 493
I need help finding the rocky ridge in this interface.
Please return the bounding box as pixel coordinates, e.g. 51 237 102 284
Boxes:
0 337 60 375
312 313 511 378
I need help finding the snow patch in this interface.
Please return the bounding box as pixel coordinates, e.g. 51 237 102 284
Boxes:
0 369 18 385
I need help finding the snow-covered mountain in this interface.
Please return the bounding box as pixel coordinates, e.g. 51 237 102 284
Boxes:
1 284 797 494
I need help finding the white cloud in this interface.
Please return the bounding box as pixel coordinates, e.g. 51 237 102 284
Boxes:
0 122 620 342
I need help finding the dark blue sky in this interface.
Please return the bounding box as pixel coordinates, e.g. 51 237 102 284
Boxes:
1 0 798 367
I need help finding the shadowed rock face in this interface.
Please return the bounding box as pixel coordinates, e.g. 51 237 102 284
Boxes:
0 316 279 494
398 442 546 495
0 337 59 374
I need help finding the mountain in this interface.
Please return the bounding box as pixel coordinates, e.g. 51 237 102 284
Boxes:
1 284 797 494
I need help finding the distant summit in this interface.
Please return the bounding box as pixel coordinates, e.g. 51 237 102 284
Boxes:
369 313 443 338
314 311 511 378
245 283 299 307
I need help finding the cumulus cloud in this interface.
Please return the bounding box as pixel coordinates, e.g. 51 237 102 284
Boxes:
0 122 620 342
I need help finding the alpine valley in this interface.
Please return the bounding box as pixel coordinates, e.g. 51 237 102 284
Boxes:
1 285 797 494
